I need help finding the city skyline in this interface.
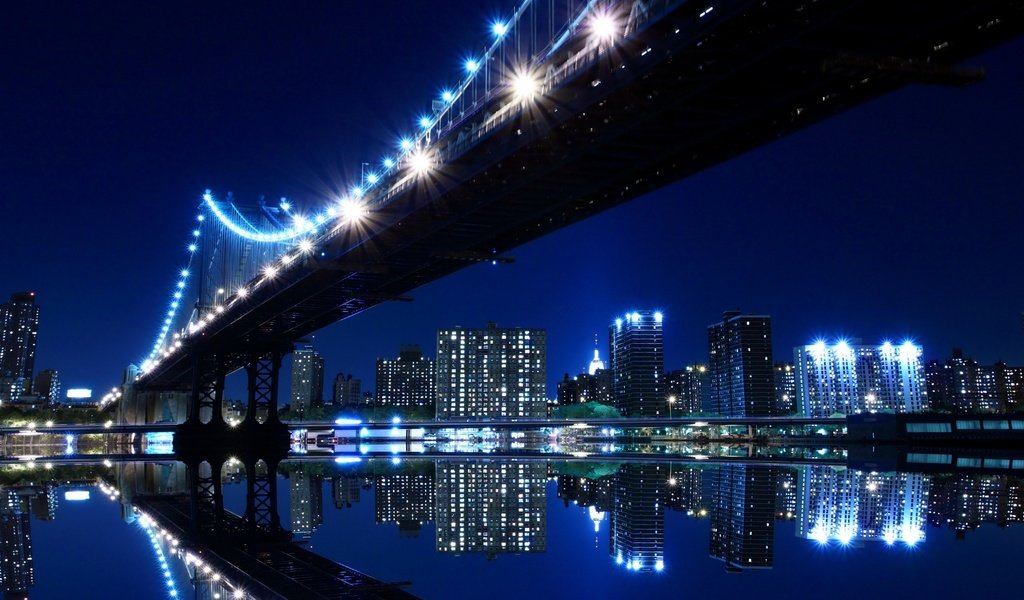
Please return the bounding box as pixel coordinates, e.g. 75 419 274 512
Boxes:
1 4 1022 395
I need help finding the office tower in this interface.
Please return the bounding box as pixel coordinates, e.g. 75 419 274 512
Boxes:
773 363 796 415
436 461 546 556
32 370 59 405
707 311 774 416
0 293 40 403
665 364 708 415
794 339 925 417
708 465 777 571
796 466 927 546
290 346 324 416
376 345 436 408
609 311 664 416
0 489 34 597
436 323 546 419
375 472 435 537
332 374 362 407
610 464 666 572
331 476 362 509
996 363 1024 411
289 469 323 540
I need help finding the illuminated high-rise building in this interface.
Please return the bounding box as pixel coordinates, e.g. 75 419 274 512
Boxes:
925 349 1004 412
332 374 361 407
796 466 927 547
0 489 34 597
0 292 40 403
707 311 774 417
609 311 664 416
290 346 324 417
436 323 546 419
794 339 925 417
375 472 435 537
289 468 323 540
610 464 666 572
708 465 776 571
436 461 546 556
32 370 59 405
773 363 796 415
375 345 435 408
665 365 708 415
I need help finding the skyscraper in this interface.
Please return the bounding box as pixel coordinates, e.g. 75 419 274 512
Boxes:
0 292 40 403
290 346 324 417
707 311 774 416
773 363 796 415
708 465 777 571
289 467 323 541
0 489 34 597
610 464 666 572
435 461 546 556
609 311 664 416
925 349 1006 413
436 323 546 420
376 345 436 408
793 339 925 417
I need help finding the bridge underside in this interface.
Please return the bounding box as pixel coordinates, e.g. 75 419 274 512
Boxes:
140 0 1023 389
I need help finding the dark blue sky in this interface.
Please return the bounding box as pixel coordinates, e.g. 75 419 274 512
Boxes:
3 2 1022 395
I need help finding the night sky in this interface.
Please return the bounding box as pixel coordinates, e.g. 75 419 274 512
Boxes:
3 2 1023 395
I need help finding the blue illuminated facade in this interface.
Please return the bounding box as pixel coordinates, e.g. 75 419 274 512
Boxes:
609 311 664 417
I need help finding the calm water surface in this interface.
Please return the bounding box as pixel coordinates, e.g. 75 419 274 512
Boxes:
7 457 1023 598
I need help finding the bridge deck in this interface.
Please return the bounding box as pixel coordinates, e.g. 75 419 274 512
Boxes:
138 0 1024 389
135 496 418 600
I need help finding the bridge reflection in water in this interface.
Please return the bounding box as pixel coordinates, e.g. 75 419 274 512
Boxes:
2 450 1024 597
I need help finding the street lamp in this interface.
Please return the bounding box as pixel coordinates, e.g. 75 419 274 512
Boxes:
668 395 677 419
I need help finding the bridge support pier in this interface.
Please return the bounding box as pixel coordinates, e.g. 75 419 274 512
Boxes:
243 349 284 426
187 458 226 535
243 459 282 535
184 353 227 428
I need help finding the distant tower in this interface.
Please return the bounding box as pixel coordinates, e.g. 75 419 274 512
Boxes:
376 345 436 408
290 346 325 418
0 292 40 401
588 334 605 375
707 311 775 417
609 311 665 416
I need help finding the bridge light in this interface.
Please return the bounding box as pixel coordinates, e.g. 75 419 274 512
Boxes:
192 229 200 237
298 239 314 254
188 244 197 252
465 58 480 73
409 149 433 176
589 11 618 43
418 116 431 129
236 286 248 298
383 157 395 169
339 197 367 222
511 70 539 102
280 200 291 211
366 172 379 184
263 265 278 278
176 281 185 289
399 138 413 151
492 21 508 37
441 90 454 103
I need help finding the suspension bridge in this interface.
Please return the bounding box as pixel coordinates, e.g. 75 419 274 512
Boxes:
102 0 1021 428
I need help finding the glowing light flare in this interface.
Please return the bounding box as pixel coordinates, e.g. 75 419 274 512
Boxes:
338 197 367 222
510 70 540 101
589 11 619 43
492 21 508 37
465 58 480 72
409 149 434 176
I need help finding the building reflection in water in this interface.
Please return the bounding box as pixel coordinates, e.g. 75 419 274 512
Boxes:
3 457 1024 596
435 461 547 557
796 467 928 547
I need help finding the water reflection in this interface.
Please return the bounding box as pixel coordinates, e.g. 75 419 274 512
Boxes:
1 457 1023 598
